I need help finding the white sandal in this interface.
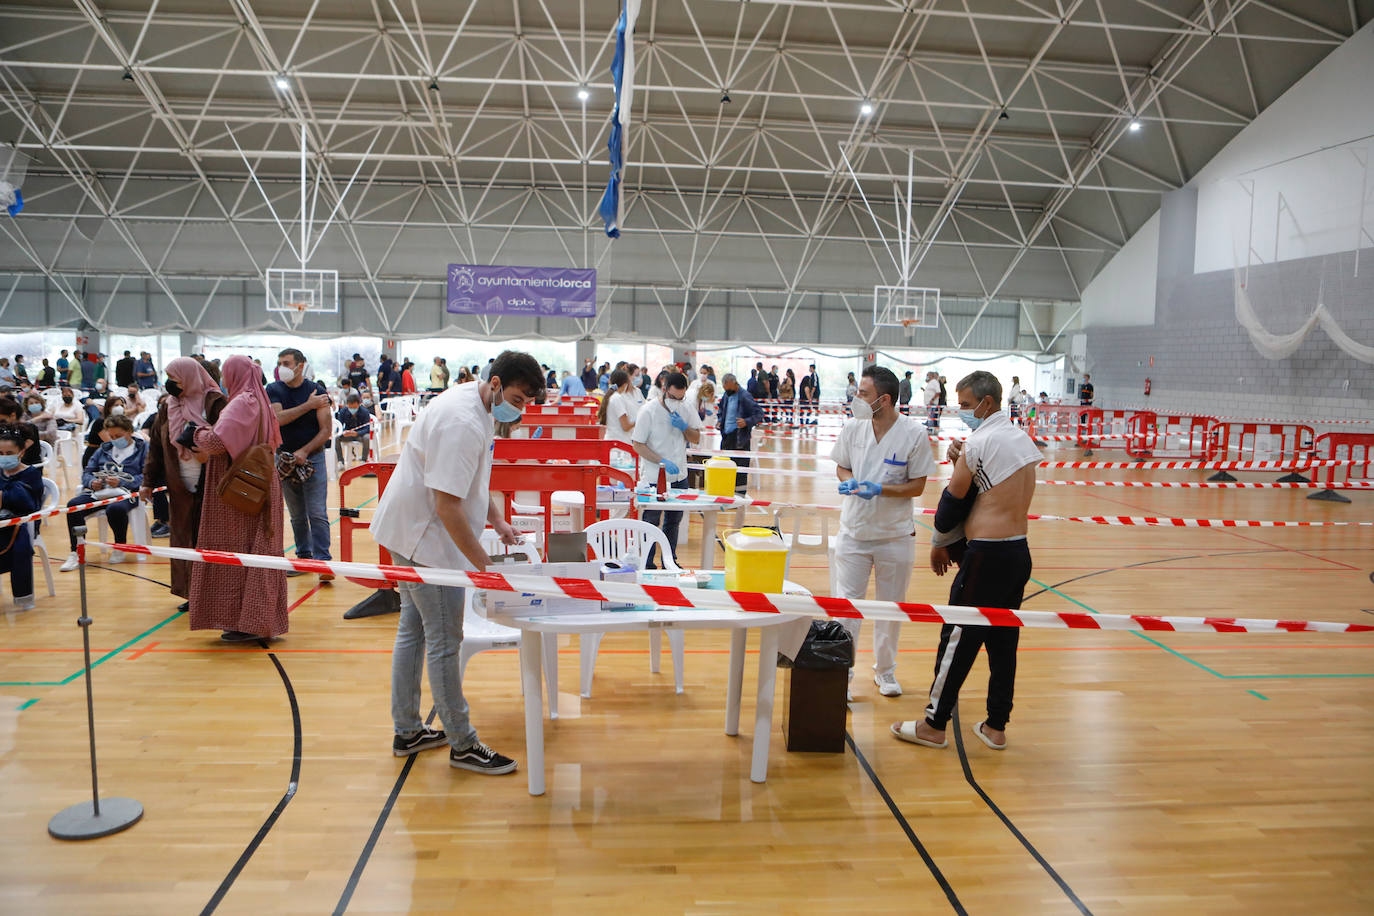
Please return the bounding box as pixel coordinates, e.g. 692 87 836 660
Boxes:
973 720 1007 750
890 720 947 748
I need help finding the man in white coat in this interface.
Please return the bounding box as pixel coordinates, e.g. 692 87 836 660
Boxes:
830 365 939 699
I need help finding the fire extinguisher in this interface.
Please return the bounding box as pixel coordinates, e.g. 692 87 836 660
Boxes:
1144 377 1151 396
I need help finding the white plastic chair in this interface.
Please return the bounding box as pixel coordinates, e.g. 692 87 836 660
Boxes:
326 418 342 481
36 440 55 470
463 530 562 716
53 430 77 471
770 507 834 580
580 519 686 697
29 478 60 598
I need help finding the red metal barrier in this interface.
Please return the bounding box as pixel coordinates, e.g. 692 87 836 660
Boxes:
1205 422 1315 464
494 438 637 465
488 461 636 547
1127 413 1215 459
338 460 398 590
1309 433 1374 502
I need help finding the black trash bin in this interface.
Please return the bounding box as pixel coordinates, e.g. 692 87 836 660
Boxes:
779 620 854 753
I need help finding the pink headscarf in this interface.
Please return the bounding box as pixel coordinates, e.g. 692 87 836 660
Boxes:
165 357 220 461
213 355 282 459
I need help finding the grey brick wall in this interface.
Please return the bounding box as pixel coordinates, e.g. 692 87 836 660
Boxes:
1086 247 1374 428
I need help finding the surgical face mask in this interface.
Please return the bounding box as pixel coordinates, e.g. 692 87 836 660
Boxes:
664 395 684 412
111 436 133 451
0 454 19 471
362 398 373 407
110 405 125 416
959 399 990 430
27 403 41 414
631 374 642 387
348 405 361 414
491 385 522 423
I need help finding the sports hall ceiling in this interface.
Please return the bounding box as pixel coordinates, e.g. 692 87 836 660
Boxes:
0 0 1368 345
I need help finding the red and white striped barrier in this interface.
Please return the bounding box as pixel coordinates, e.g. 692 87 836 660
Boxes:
1037 459 1361 471
1039 479 1374 490
0 486 167 529
86 540 1374 636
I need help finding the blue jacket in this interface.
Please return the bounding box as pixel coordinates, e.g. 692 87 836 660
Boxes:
81 438 148 492
717 389 763 447
0 465 43 517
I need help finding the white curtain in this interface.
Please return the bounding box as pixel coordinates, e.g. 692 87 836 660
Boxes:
1235 275 1374 363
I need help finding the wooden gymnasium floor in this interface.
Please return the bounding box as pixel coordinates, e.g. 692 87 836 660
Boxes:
2 423 1372 915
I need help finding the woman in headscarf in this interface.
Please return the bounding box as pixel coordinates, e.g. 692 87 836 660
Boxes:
140 357 229 613
188 355 288 641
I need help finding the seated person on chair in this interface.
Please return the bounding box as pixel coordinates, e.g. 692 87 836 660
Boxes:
0 397 42 468
60 415 148 572
53 387 84 430
335 391 372 465
0 424 43 611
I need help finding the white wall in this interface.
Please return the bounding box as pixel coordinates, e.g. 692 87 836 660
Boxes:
1194 24 1374 274
1079 212 1159 327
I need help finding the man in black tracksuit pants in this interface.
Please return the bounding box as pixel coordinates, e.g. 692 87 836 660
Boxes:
891 370 1041 751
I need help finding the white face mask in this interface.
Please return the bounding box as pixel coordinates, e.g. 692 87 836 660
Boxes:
109 405 125 416
664 395 684 412
850 396 874 421
631 374 642 387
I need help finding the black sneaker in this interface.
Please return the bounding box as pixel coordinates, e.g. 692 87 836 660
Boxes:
150 521 171 538
220 630 259 643
392 727 448 757
286 568 308 578
449 741 517 775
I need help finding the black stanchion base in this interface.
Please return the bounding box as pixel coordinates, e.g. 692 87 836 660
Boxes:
1276 473 1311 484
48 797 143 840
1307 489 1352 504
343 589 401 619
1208 471 1238 482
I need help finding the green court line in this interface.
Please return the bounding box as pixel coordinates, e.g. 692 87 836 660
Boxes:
2 497 378 691
16 698 39 711
1247 690 1270 700
0 608 184 688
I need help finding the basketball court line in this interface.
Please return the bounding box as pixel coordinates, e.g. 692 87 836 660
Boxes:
843 731 967 914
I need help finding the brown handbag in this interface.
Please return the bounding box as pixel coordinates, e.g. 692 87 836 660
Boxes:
217 441 275 516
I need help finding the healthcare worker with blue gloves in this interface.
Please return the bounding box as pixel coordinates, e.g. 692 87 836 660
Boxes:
831 365 939 700
632 370 702 569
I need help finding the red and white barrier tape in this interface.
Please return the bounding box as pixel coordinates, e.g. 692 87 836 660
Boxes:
636 490 1373 527
85 540 1373 636
687 457 1366 478
0 486 167 529
1039 479 1374 490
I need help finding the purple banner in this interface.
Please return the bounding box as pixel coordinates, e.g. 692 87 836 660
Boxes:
446 264 597 318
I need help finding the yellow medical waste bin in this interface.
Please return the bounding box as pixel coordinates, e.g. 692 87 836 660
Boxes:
704 456 737 497
723 527 787 593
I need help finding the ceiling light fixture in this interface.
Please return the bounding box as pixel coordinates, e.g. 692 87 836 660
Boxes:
274 75 290 91
122 68 134 82
720 91 731 104
577 86 590 102
998 108 1009 121
1128 119 1142 132
860 101 874 116
428 78 440 92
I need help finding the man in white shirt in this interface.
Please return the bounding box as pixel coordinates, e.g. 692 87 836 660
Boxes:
831 366 938 699
922 371 941 431
632 370 703 569
370 350 545 775
892 370 1040 753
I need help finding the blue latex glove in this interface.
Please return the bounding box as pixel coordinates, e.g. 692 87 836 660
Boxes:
669 411 689 432
661 459 680 476
837 478 858 495
856 480 882 500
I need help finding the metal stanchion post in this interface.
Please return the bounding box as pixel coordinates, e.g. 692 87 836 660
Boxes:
48 525 144 840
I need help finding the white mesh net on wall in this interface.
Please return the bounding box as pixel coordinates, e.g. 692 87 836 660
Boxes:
1228 139 1374 364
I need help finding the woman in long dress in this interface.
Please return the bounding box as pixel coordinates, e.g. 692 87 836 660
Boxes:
141 357 228 613
188 354 289 641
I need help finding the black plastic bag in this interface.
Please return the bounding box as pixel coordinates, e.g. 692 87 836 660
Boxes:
779 620 854 670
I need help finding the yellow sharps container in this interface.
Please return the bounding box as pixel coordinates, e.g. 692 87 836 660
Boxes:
723 527 788 592
704 456 738 497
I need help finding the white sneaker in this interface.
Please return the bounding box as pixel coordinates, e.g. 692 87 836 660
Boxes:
874 671 903 697
13 594 35 611
60 552 79 573
107 548 127 564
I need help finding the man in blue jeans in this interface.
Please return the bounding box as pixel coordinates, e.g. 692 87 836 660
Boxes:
370 349 545 774
266 348 334 582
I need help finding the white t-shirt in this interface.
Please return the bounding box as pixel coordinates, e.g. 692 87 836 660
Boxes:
370 383 494 570
631 395 703 486
922 379 941 406
963 410 1042 494
830 414 939 540
604 390 639 444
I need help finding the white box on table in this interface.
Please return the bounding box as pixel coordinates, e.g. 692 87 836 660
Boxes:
484 561 605 617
